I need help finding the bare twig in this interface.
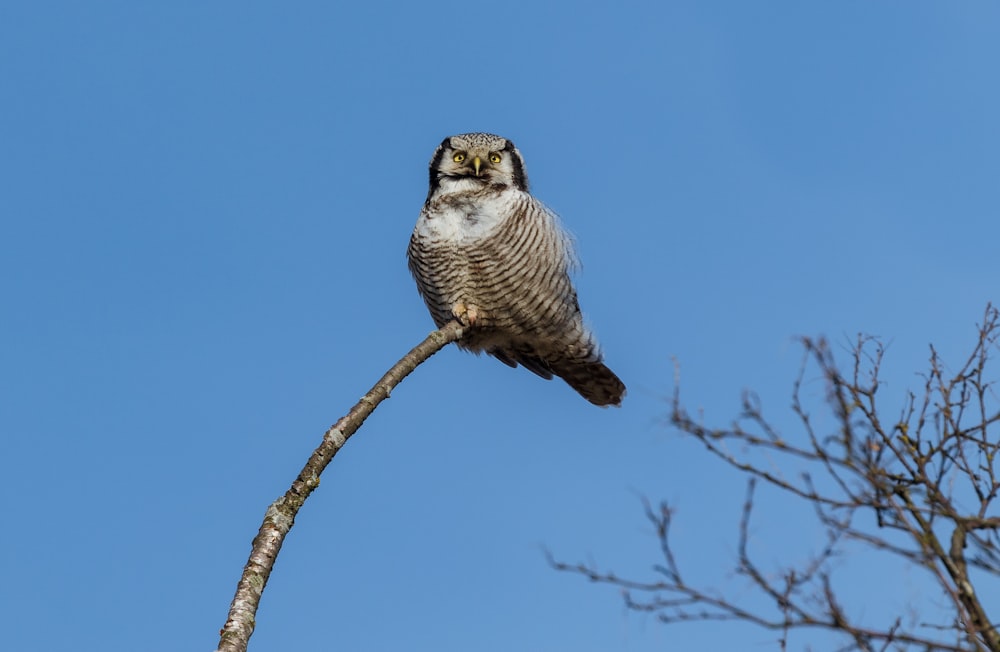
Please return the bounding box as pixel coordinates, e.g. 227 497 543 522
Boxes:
216 320 465 652
553 304 1000 651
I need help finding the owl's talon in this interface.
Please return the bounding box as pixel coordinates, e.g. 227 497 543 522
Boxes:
452 302 479 327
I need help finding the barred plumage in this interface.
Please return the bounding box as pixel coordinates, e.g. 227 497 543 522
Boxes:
407 133 625 407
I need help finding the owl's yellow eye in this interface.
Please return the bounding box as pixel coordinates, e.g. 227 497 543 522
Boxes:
489 153 502 164
453 152 466 163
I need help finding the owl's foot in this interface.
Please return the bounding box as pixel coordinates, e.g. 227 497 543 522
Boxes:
452 302 480 327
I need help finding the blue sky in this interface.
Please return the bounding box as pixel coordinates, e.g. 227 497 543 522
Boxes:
2 2 998 650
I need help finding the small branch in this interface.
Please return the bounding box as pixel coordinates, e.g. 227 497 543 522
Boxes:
216 320 465 652
558 304 1000 651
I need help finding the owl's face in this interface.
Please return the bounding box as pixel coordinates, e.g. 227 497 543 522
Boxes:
427 132 528 196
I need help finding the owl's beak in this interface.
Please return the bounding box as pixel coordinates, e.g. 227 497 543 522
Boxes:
473 156 482 176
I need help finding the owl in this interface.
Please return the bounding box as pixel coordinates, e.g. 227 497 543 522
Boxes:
407 132 625 407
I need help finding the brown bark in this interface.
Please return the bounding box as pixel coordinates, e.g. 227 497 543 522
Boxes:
217 320 464 652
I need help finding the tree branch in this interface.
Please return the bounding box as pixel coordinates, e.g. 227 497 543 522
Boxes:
216 320 465 652
553 304 1000 651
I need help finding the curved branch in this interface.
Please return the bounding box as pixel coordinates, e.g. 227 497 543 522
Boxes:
216 320 465 652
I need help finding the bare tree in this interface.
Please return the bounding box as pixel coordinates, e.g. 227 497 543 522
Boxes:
552 305 1000 651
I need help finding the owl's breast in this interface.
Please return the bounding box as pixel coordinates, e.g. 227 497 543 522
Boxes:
415 190 515 245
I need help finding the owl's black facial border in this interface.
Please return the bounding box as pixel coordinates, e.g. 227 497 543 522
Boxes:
427 139 450 190
503 141 528 191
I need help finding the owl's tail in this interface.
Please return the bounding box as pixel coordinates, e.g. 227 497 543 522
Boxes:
490 346 626 407
550 357 626 407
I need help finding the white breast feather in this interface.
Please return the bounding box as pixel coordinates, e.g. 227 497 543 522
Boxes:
416 186 519 244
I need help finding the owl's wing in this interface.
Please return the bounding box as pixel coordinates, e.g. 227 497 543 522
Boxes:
489 347 555 380
482 194 579 381
529 195 580 274
490 194 623 406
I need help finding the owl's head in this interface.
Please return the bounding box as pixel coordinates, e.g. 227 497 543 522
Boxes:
427 132 528 197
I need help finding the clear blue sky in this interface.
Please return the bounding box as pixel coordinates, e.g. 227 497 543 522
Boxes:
2 2 997 650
